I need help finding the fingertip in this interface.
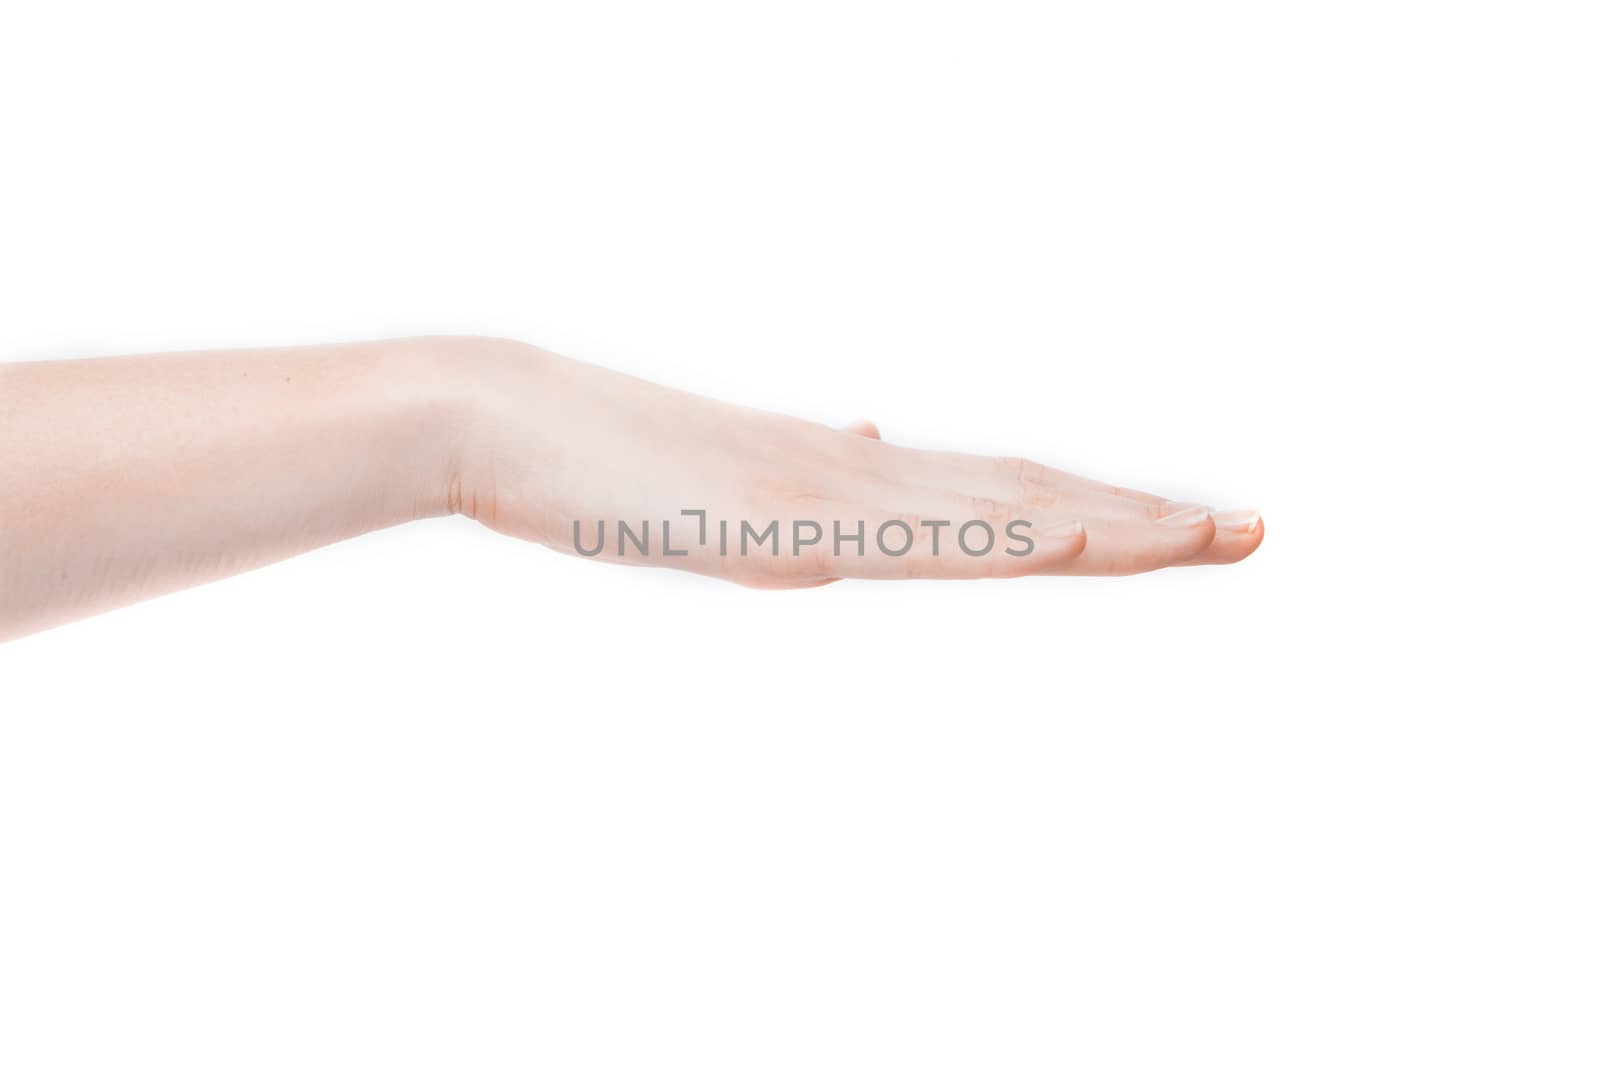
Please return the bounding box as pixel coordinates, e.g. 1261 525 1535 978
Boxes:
1028 521 1088 575
735 574 843 590
1177 510 1264 566
843 419 881 440
1172 512 1219 559
1229 513 1265 562
1066 512 1217 576
1052 521 1089 563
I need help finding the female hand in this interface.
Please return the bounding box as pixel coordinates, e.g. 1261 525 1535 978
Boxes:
449 339 1264 588
0 336 1263 640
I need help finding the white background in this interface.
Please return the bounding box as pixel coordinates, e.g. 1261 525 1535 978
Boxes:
2 1 1596 1063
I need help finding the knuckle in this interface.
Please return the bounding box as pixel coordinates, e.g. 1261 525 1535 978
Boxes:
964 494 1013 525
994 455 1057 509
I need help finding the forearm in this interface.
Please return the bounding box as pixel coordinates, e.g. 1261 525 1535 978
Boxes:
0 337 472 641
1 333 1259 641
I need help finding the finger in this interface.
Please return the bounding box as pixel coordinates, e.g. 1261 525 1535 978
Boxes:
1054 507 1219 576
833 434 1242 572
886 450 1171 522
768 506 1087 582
1177 510 1265 566
767 578 841 589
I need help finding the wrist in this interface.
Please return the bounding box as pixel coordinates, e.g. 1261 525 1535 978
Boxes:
392 335 549 523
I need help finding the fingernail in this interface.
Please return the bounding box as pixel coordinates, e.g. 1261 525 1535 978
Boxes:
1156 505 1212 527
1213 509 1261 532
1041 519 1084 537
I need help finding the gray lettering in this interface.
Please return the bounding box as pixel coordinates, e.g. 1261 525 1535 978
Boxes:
958 519 995 556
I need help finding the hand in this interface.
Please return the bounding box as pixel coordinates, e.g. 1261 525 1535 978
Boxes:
0 336 1263 641
447 339 1264 587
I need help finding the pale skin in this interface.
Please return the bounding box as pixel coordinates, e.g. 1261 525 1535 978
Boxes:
0 336 1263 642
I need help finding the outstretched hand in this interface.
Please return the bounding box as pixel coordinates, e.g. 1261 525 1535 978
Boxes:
452 340 1264 588
0 337 1262 641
